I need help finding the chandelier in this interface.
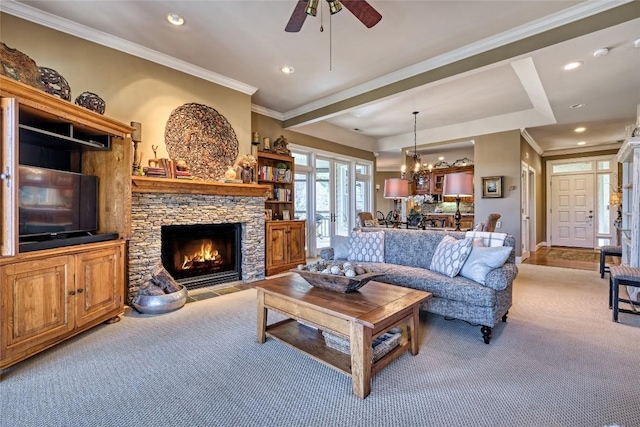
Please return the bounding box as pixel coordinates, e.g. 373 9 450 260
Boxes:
401 111 422 183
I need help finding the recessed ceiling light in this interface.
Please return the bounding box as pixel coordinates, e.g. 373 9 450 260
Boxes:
633 38 640 48
281 66 295 74
563 61 583 71
570 103 585 109
593 48 609 57
574 127 586 133
438 156 444 161
166 13 185 26
577 141 586 146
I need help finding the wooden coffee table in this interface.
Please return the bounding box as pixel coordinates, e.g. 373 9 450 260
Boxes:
255 274 431 398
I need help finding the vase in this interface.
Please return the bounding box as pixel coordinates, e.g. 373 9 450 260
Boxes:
241 167 252 184
224 166 237 180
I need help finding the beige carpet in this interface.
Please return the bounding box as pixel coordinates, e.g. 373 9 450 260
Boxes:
1 264 639 426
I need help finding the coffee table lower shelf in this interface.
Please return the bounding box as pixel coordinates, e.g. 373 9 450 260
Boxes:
265 318 410 377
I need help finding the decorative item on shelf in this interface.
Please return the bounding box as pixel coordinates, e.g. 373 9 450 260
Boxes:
283 210 290 220
265 209 273 220
0 42 44 90
224 166 237 180
452 157 473 167
272 135 291 155
610 191 623 225
74 91 106 114
384 178 409 226
263 137 271 151
252 131 260 144
433 160 451 169
38 67 71 101
164 103 239 181
131 121 143 175
444 173 474 231
481 176 503 198
174 159 192 179
234 154 257 184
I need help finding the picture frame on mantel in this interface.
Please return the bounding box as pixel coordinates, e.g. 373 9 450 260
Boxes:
482 176 503 198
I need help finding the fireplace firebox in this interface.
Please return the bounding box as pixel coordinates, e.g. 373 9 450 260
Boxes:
161 223 242 289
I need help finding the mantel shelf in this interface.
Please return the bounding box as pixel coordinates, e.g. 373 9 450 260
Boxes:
131 176 270 197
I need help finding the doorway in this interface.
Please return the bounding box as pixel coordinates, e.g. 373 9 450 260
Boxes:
546 156 616 249
315 157 351 253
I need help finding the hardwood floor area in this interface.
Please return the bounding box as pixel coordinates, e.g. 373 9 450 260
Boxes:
522 246 621 272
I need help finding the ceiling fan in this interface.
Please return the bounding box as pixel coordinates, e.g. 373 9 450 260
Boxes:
285 0 382 33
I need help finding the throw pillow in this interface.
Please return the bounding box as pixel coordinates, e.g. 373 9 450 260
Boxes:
348 230 385 263
333 235 351 260
459 246 512 285
429 235 473 278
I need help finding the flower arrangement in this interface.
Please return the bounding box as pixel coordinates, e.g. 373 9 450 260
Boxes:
234 154 257 169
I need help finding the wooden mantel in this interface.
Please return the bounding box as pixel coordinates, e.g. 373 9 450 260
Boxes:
131 176 271 197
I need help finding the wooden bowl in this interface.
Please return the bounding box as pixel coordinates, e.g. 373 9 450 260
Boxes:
292 269 382 293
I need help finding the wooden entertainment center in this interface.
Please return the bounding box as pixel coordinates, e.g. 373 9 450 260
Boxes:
0 76 132 373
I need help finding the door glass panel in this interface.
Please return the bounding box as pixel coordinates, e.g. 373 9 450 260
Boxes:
334 161 350 237
597 160 610 171
315 159 330 250
552 162 592 174
355 180 367 215
597 174 610 235
294 173 307 221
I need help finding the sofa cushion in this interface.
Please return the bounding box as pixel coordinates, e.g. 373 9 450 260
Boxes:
382 228 451 269
459 246 512 285
430 235 473 278
370 263 497 307
348 230 385 263
333 235 351 260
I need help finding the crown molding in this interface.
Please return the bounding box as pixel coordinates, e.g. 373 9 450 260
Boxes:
541 142 622 157
0 0 258 96
283 0 633 121
251 105 284 121
520 129 544 155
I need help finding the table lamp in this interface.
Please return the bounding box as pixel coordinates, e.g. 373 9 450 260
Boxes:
384 178 409 227
444 173 474 231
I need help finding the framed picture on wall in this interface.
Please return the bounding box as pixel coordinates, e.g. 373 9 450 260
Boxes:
482 176 503 198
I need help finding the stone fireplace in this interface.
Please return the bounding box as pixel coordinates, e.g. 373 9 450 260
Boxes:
161 223 242 289
128 178 268 301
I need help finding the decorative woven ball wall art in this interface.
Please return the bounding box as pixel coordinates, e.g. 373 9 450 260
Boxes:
75 91 106 114
0 42 44 90
39 67 71 101
164 103 239 181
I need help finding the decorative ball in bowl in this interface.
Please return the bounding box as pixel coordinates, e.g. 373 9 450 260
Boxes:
292 261 382 293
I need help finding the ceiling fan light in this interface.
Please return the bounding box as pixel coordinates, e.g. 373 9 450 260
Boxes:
327 0 343 15
305 0 319 16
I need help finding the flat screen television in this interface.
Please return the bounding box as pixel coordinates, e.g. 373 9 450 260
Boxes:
18 165 98 239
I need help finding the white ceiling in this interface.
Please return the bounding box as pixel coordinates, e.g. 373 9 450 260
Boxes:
4 0 639 170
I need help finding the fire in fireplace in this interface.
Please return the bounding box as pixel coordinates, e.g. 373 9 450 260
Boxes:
161 223 242 289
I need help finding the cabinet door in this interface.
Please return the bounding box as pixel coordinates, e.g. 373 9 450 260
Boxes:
266 222 288 270
75 245 124 328
288 221 306 265
1 97 18 256
0 256 74 362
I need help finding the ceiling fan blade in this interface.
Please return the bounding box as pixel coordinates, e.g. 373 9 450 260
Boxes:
285 0 309 32
341 0 382 28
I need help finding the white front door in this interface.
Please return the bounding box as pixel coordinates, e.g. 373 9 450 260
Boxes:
551 173 595 248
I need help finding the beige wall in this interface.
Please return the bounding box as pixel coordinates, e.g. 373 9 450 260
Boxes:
474 130 522 254
374 172 401 215
1 13 252 167
252 113 376 162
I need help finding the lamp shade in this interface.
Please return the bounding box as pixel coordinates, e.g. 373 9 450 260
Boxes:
609 191 622 206
444 173 474 197
383 178 409 199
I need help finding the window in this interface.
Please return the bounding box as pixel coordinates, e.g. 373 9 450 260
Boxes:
552 162 593 174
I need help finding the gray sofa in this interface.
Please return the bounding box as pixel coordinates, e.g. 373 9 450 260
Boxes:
320 228 518 344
